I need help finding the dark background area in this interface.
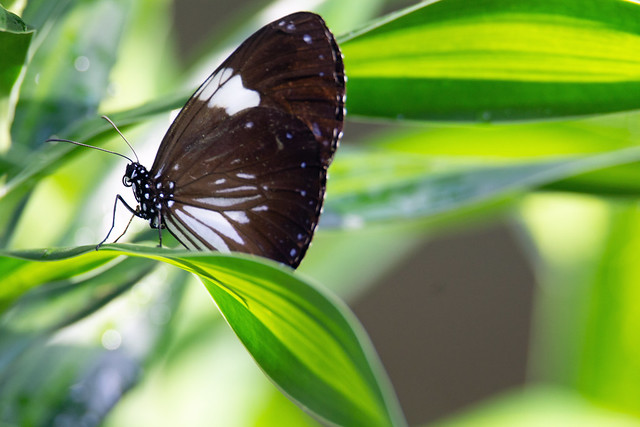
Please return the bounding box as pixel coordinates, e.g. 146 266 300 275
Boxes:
171 1 536 424
353 223 534 424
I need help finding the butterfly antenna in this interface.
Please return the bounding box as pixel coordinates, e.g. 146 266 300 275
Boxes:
46 138 135 163
101 115 140 163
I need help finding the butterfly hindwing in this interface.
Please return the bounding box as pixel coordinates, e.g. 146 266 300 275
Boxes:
162 107 325 266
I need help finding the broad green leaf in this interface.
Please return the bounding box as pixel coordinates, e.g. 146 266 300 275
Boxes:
544 163 640 196
0 245 116 312
319 0 387 35
2 256 156 334
361 118 640 196
342 0 640 121
0 245 406 427
324 145 640 226
371 118 640 159
0 5 33 151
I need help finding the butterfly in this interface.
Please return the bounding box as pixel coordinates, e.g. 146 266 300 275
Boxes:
50 12 345 269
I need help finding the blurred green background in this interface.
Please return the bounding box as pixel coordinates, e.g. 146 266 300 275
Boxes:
2 0 640 425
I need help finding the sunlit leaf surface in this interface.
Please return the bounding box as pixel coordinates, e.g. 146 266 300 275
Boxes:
0 245 405 427
342 0 640 121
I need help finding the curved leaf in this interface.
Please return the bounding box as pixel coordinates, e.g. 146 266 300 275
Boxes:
0 6 34 151
0 245 406 427
324 144 640 226
342 0 640 121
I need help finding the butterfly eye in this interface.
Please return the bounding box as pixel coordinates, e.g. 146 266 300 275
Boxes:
123 163 138 187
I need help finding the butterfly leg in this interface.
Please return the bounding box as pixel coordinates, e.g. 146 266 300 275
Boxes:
156 210 163 248
113 213 135 244
96 194 140 250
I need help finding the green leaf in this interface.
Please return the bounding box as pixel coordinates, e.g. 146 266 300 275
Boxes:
0 5 34 151
324 145 640 226
0 245 116 312
358 118 640 197
3 256 156 334
0 245 406 427
12 0 132 147
342 0 640 121
371 119 638 159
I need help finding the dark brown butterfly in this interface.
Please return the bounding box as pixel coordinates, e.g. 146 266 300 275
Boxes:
53 12 345 268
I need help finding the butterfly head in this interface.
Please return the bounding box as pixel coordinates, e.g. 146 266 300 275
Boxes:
122 162 151 208
123 162 146 187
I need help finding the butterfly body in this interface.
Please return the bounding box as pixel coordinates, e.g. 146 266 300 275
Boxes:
113 12 345 268
122 162 173 230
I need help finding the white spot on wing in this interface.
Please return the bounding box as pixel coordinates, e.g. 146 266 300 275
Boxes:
226 211 249 224
236 173 255 179
202 68 260 115
252 205 268 212
183 206 244 245
174 209 231 251
219 67 233 82
196 73 218 101
216 185 257 194
303 34 312 44
195 195 261 208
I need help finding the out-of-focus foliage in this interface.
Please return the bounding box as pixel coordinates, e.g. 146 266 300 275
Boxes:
1 0 640 426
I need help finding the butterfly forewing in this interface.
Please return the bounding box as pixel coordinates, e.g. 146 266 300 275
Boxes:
149 12 345 268
152 12 344 174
